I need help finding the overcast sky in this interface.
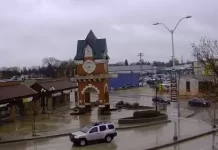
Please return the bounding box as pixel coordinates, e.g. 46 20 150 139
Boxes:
0 0 217 67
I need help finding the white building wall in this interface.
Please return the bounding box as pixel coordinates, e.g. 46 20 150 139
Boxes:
108 65 156 73
178 77 199 96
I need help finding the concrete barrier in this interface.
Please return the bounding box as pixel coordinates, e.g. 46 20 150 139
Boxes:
118 114 168 124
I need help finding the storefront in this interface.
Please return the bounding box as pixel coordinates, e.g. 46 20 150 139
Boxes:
0 81 37 121
0 103 10 119
30 79 77 112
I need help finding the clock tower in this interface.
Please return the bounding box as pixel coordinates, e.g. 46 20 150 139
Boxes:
74 30 110 115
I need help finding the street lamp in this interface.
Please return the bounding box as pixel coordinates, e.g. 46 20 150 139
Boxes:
153 15 192 141
153 15 191 67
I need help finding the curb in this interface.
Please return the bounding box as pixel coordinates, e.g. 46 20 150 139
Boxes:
0 132 71 144
0 120 171 144
145 129 216 150
185 111 196 118
116 120 171 130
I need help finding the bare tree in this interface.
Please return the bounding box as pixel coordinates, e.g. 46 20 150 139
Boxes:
192 37 218 128
67 59 76 75
42 57 61 67
192 38 218 149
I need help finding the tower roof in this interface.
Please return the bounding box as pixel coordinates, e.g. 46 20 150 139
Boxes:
74 30 109 60
86 30 97 41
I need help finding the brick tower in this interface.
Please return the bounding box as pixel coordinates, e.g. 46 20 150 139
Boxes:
74 30 110 115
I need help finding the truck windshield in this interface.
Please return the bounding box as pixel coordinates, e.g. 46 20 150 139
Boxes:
81 125 92 133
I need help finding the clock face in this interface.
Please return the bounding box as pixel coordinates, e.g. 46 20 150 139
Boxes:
82 60 96 74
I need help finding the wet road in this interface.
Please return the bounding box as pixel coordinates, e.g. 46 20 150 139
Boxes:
0 119 212 150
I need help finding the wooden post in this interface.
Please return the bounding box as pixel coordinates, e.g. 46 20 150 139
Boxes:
9 103 15 121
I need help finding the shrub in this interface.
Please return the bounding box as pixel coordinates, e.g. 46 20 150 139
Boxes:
116 101 124 106
91 101 98 107
120 101 124 105
124 102 131 108
115 101 124 108
132 102 139 108
133 110 161 119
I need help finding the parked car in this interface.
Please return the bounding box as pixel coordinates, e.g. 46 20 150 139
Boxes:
69 122 117 146
122 84 134 89
188 98 210 107
152 96 171 104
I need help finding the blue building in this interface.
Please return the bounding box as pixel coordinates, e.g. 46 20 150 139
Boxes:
109 72 140 90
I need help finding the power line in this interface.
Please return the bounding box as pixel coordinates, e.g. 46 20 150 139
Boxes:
137 53 144 75
138 53 144 63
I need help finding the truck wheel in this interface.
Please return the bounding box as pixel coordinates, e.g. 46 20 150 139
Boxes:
79 139 87 146
105 135 113 143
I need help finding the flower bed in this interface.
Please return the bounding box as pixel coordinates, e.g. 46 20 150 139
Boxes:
118 110 168 124
115 101 154 110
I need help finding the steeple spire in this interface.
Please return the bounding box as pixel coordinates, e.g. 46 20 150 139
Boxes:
86 30 97 41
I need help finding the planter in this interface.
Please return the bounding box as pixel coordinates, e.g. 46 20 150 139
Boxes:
118 114 168 124
109 107 118 111
115 101 154 110
70 107 87 115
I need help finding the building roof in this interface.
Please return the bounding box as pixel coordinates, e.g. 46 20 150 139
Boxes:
31 79 77 92
0 83 37 103
164 64 193 71
74 30 109 60
108 65 156 73
180 74 215 81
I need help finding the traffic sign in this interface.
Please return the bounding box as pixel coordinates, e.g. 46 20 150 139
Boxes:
171 70 177 102
171 110 178 119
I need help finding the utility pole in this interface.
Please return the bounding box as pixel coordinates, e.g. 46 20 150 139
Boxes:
138 53 144 74
181 56 184 75
181 56 184 65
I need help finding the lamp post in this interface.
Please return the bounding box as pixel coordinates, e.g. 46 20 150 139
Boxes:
153 15 192 141
49 87 55 109
41 88 46 114
32 108 36 136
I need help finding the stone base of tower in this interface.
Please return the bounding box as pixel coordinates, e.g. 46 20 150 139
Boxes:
78 105 91 114
98 104 111 115
85 104 92 112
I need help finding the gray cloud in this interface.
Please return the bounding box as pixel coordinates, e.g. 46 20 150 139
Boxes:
0 0 217 67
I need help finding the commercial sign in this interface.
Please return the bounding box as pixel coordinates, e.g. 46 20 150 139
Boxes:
52 92 62 97
171 69 177 102
23 97 33 103
63 89 72 94
0 103 9 108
